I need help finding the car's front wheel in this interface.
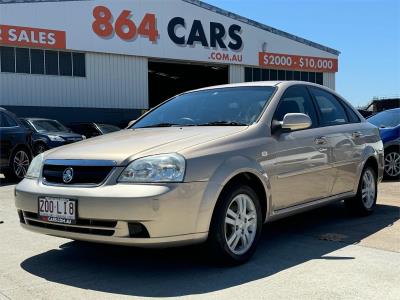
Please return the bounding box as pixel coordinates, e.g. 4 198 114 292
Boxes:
208 185 263 264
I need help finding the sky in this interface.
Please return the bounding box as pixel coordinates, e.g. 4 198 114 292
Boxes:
205 0 400 107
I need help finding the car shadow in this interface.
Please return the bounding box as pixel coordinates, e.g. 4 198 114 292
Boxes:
0 176 18 187
20 202 399 298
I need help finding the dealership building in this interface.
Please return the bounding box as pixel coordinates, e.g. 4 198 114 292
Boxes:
0 0 340 126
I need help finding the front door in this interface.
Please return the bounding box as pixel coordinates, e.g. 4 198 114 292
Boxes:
267 85 335 211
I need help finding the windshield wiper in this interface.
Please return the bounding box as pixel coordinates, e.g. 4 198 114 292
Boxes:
197 121 248 126
137 123 180 128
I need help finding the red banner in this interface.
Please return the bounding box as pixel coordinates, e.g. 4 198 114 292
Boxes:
0 24 66 49
259 52 338 73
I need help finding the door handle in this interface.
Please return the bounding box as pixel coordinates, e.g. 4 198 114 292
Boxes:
315 136 328 145
352 131 362 138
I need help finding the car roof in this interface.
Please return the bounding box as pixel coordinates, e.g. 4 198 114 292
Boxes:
377 108 400 113
189 81 332 93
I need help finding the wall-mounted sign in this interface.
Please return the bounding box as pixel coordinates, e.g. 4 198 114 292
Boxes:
259 52 338 72
0 24 66 49
91 6 159 42
0 0 338 69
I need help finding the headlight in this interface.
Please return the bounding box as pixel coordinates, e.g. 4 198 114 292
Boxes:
48 135 64 142
118 153 185 183
25 153 44 179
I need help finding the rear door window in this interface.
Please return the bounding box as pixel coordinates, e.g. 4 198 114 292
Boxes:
309 87 348 126
341 100 361 123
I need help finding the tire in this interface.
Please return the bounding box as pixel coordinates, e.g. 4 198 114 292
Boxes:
384 149 400 180
345 166 377 216
207 185 263 265
4 148 31 181
34 142 48 155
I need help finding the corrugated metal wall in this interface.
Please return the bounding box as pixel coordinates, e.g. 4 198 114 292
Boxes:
323 72 336 90
229 65 245 83
0 52 149 109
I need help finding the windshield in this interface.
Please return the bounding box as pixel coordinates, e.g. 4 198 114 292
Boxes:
31 120 69 132
368 110 400 128
132 87 276 128
98 124 120 134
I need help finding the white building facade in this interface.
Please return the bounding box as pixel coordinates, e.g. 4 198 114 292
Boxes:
0 0 340 125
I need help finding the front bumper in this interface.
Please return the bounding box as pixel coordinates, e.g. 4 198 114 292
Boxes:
15 178 209 247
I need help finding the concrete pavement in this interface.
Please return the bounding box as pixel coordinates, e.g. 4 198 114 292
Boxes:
0 178 399 300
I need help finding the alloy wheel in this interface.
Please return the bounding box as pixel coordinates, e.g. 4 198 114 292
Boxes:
13 150 30 179
224 194 257 255
384 152 400 178
361 169 376 209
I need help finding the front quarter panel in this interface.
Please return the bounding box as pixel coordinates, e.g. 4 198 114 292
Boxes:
181 128 273 233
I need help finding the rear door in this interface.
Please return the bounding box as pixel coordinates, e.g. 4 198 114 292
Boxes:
268 85 335 210
308 86 363 195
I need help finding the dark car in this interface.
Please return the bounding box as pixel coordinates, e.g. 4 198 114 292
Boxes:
368 108 400 179
19 118 85 155
0 108 33 180
68 122 120 139
358 109 373 118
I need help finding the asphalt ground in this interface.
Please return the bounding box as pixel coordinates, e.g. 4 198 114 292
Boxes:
0 176 399 300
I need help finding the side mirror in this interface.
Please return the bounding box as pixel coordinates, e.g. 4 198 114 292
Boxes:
126 120 136 128
281 113 312 131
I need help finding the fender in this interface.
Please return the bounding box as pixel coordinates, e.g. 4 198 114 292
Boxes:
353 143 384 193
194 155 272 233
383 138 400 149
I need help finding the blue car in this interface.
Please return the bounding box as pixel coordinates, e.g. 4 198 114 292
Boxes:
19 118 85 155
368 108 400 179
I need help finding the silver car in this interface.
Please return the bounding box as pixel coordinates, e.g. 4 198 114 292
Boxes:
15 81 384 264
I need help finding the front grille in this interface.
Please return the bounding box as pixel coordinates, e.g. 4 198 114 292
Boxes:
22 211 117 237
42 164 113 185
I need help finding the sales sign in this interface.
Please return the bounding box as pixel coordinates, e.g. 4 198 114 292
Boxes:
0 24 66 49
259 52 338 73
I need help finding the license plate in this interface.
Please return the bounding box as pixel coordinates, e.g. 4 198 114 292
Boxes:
38 197 77 224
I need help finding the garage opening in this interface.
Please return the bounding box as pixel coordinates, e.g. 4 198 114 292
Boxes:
148 60 228 108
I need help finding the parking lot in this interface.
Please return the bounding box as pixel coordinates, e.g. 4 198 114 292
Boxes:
0 177 398 300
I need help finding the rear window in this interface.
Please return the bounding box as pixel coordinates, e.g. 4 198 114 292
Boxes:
368 110 400 128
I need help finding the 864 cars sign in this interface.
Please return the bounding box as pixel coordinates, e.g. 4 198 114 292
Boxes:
0 0 338 69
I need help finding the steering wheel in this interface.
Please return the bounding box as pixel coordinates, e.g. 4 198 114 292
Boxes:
178 117 196 125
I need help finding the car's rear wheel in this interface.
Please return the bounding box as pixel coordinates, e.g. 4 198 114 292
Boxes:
4 149 31 181
207 185 262 265
384 149 400 180
345 166 377 216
